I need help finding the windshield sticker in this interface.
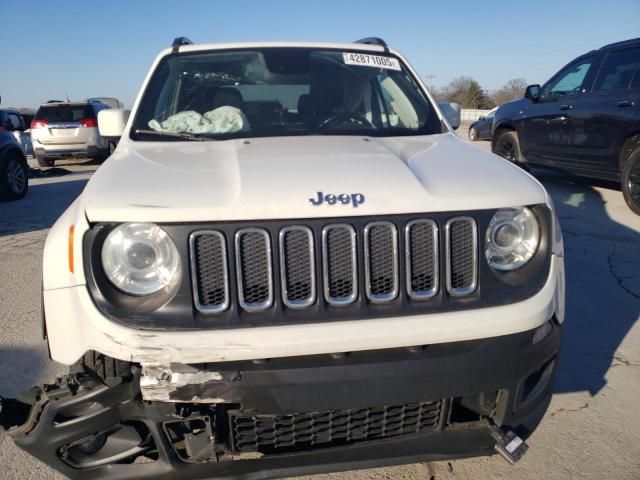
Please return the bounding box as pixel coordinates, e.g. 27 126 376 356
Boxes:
342 52 401 71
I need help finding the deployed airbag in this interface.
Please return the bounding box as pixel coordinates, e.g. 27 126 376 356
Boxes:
149 107 250 134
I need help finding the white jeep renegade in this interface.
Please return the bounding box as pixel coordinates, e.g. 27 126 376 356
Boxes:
1 37 565 479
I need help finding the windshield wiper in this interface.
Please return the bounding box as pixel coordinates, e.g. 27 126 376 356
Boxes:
134 129 206 141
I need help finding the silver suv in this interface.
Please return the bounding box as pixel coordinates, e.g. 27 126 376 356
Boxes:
30 100 114 167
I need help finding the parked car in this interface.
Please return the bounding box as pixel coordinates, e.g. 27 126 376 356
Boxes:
0 108 32 155
30 99 115 167
1 37 564 478
85 97 123 109
492 37 640 213
468 107 497 141
0 109 29 200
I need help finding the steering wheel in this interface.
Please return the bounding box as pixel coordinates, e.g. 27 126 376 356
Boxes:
317 112 374 131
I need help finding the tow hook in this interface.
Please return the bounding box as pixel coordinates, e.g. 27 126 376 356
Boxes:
489 424 529 464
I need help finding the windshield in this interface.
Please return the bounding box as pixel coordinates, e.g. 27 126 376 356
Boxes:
132 48 442 141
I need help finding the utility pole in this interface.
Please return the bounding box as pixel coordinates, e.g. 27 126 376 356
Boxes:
425 74 436 93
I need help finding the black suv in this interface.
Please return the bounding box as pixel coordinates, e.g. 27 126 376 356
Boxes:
492 38 640 214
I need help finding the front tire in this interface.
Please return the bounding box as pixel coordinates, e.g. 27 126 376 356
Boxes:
79 351 132 386
621 148 640 215
468 126 478 141
0 152 29 201
494 130 527 169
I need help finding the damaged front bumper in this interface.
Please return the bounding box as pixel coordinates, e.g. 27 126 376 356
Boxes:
0 321 561 479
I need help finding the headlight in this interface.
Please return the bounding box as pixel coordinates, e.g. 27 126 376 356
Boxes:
485 207 540 271
101 223 181 295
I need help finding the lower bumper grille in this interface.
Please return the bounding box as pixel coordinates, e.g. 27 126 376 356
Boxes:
229 400 446 454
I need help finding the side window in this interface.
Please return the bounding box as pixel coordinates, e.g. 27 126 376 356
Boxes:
592 47 640 92
379 76 419 128
544 57 595 97
8 113 23 130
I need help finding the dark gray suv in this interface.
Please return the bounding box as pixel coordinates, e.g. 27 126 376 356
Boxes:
492 37 640 214
0 106 29 201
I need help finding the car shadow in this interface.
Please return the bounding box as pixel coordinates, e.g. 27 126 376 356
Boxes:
534 169 640 396
0 347 67 431
50 157 103 167
0 346 66 399
0 178 88 237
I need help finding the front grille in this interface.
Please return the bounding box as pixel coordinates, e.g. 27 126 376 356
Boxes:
229 400 445 454
190 216 479 315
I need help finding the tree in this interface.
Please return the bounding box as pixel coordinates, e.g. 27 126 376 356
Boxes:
444 76 492 109
491 78 527 106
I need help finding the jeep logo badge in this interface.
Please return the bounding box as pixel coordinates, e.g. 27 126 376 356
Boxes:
309 191 365 208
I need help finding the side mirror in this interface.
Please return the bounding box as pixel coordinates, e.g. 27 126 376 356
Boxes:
98 109 130 137
525 84 541 102
437 102 461 130
479 115 485 120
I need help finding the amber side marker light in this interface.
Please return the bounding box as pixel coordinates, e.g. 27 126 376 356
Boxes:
68 225 75 273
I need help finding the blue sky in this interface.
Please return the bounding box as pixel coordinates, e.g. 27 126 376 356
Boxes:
1 0 639 109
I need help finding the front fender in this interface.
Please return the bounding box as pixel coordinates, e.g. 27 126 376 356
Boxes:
42 198 90 291
0 142 26 162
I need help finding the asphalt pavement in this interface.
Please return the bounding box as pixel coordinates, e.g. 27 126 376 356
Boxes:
0 138 639 479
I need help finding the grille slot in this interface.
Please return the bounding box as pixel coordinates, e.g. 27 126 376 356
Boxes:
235 228 273 311
405 220 438 299
190 231 229 313
229 400 444 454
322 224 357 305
405 219 440 300
364 222 399 303
279 226 316 308
446 217 477 296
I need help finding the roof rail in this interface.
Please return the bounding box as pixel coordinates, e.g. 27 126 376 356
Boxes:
354 37 388 47
171 36 193 53
600 37 640 50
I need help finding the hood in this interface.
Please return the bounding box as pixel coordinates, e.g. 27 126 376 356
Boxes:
496 98 527 118
82 133 546 223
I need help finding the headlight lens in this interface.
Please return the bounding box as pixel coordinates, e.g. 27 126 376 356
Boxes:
485 207 540 271
101 223 181 295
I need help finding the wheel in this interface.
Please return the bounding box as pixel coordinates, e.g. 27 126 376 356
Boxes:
36 155 54 168
0 152 29 201
494 130 527 169
468 126 478 141
621 148 640 215
79 351 132 386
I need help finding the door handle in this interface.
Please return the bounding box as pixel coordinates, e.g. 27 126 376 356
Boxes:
559 104 573 110
617 100 635 107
